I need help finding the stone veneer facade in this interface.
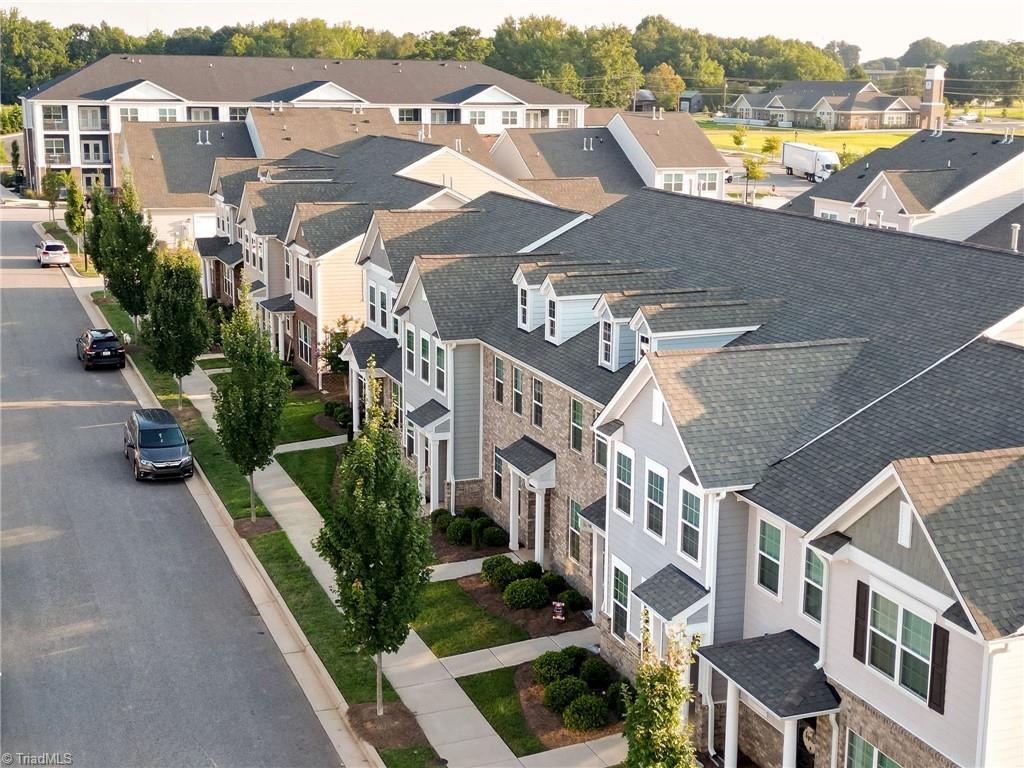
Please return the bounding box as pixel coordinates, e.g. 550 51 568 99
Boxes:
479 347 607 597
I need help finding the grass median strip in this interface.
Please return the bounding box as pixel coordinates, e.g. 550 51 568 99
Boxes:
276 445 342 517
378 746 441 768
196 356 228 370
457 667 544 757
412 580 528 658
278 392 333 444
43 221 99 277
249 530 397 705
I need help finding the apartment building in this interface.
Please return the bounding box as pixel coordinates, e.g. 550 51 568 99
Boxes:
20 53 584 191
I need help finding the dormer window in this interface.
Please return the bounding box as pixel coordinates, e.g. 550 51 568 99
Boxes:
638 334 651 358
601 321 613 365
378 289 388 331
546 299 556 339
368 283 377 324
519 287 529 327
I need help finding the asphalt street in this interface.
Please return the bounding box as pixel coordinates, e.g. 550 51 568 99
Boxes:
0 209 340 767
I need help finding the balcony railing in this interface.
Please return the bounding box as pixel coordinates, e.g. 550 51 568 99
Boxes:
81 152 111 164
45 153 71 165
79 119 110 131
42 119 68 130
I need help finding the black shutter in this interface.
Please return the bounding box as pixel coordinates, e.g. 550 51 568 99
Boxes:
853 580 870 662
928 625 949 714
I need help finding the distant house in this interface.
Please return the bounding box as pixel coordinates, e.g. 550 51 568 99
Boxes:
631 89 658 112
678 91 705 113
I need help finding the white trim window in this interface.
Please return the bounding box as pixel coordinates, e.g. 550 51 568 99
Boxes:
493 449 503 500
518 287 529 327
679 486 701 562
222 266 234 300
405 418 415 457
594 434 608 468
611 560 630 640
697 171 719 194
501 110 519 126
368 283 377 324
391 381 402 412
546 299 556 339
378 288 388 330
229 107 248 121
662 172 686 192
868 591 932 700
757 518 783 597
391 294 399 336
469 110 485 125
119 107 139 122
158 107 177 122
419 332 430 383
297 321 312 365
493 357 505 403
435 344 446 394
569 398 583 453
644 461 667 541
190 107 213 122
296 259 312 297
846 730 902 768
638 333 650 358
284 251 291 280
397 108 421 124
614 448 633 518
568 499 582 562
556 108 572 127
600 320 613 365
802 548 825 622
531 378 544 429
405 325 415 373
256 238 264 272
512 366 524 415
820 211 839 221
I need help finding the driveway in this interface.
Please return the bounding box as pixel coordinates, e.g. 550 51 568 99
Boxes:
0 209 341 767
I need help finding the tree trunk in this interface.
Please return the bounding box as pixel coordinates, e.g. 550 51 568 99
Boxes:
376 651 384 717
178 376 183 410
249 473 256 523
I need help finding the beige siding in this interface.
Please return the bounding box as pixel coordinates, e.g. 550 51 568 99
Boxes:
490 135 533 180
983 635 1024 768
857 177 914 230
317 237 365 329
401 152 535 202
916 155 1024 241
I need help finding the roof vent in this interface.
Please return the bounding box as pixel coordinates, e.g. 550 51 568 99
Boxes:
205 130 211 146
196 129 203 146
947 159 951 167
1011 222 1020 253
290 65 295 71
209 63 214 68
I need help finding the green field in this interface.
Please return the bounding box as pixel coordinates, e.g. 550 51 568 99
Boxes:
699 124 916 157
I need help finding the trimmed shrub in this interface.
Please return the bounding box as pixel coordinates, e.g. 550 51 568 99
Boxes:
579 656 617 692
557 587 589 611
532 650 575 685
563 694 609 732
481 555 518 589
481 525 509 547
470 516 491 548
560 646 591 675
517 560 543 580
431 508 451 532
606 680 634 719
503 578 550 610
461 505 485 520
541 570 567 596
445 516 472 546
543 677 589 714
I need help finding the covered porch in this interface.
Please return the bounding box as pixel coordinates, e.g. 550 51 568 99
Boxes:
495 436 556 569
406 400 450 512
195 236 243 305
258 294 296 362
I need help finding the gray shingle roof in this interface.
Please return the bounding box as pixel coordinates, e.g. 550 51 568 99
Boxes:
808 532 851 555
734 81 890 111
610 112 727 169
195 236 243 266
595 420 623 436
259 294 295 313
579 496 606 531
496 436 556 475
292 202 374 256
632 564 709 620
243 182 353 239
250 279 266 292
345 326 400 375
517 177 619 214
698 630 840 718
787 130 1024 215
965 203 1024 251
639 299 782 334
407 399 449 428
648 339 866 488
25 54 583 106
894 447 1024 640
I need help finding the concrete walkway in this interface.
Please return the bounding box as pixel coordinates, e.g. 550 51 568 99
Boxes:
276 434 347 454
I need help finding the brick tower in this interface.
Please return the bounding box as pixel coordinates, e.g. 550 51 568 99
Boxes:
920 64 946 129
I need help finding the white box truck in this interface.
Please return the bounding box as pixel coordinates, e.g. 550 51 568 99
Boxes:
782 142 841 182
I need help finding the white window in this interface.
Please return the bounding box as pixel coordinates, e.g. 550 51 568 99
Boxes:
296 260 312 297
531 378 543 428
119 107 139 122
594 434 608 468
614 448 633 518
638 334 650 358
644 461 667 540
546 299 556 339
651 388 664 426
868 591 932 700
42 105 66 127
256 238 264 271
368 283 377 323
405 326 415 373
297 322 312 365
697 171 718 194
846 730 902 768
518 287 529 327
568 499 582 562
611 559 630 640
493 450 504 500
757 518 783 596
501 110 519 126
158 108 177 122
43 138 66 160
435 345 446 394
569 398 583 453
469 110 486 125
419 333 430 382
391 380 402 412
493 357 505 403
662 172 686 192
391 294 399 336
679 486 701 562
600 320 613 365
284 251 291 280
512 366 524 415
191 107 213 121
378 288 388 330
222 266 234 299
820 211 839 221
397 108 421 124
405 418 415 457
898 500 913 548
803 548 824 622
556 108 572 127
229 107 248 121
83 141 103 164
79 106 103 130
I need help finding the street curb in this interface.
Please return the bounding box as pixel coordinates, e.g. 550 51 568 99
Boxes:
32 220 93 279
69 281 384 768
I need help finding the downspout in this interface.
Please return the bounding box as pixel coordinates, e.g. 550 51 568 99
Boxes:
829 713 839 768
704 490 727 758
816 556 831 669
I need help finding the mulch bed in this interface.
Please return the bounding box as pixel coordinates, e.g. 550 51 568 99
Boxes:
234 517 281 539
347 701 431 750
513 662 623 750
457 574 592 638
430 531 510 564
312 412 346 436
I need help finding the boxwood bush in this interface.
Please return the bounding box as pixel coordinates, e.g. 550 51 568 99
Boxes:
543 677 589 714
430 508 451 532
445 516 472 545
503 578 550 609
557 587 589 611
560 645 591 675
532 650 575 685
541 570 567 596
470 516 491 548
517 560 543 580
563 694 609 731
606 680 635 719
481 555 518 589
579 656 617 691
481 525 509 547
461 505 485 520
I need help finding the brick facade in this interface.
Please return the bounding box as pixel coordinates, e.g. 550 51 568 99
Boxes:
292 304 319 386
479 347 606 596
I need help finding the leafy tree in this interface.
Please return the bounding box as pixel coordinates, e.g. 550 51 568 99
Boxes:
287 18 364 59
103 174 156 327
742 157 767 203
146 247 210 408
84 187 112 274
837 148 862 168
537 62 584 100
847 64 868 80
825 40 861 70
319 316 357 376
0 9 72 104
41 170 66 221
761 136 781 160
413 26 492 61
623 609 699 768
213 286 290 521
582 25 643 107
0 104 22 133
488 16 581 80
899 37 949 67
645 63 685 110
314 357 432 717
731 125 748 147
63 172 85 266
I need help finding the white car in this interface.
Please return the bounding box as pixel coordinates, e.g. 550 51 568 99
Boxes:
36 239 71 267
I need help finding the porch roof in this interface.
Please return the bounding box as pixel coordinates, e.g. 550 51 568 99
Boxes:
346 326 399 376
632 564 708 621
697 630 840 719
260 294 295 313
496 436 556 476
407 399 450 429
579 496 606 532
195 236 243 267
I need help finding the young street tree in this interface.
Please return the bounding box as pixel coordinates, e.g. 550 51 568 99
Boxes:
623 609 699 768
103 174 156 328
84 188 112 275
41 170 65 221
761 136 782 160
63 173 85 267
146 247 210 408
742 157 768 204
213 286 290 522
314 358 432 717
731 125 748 148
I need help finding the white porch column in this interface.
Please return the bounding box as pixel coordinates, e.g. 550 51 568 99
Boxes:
724 680 739 768
416 431 425 499
428 437 440 511
276 315 285 359
590 531 601 613
508 473 520 551
350 369 361 433
534 488 546 568
782 718 798 768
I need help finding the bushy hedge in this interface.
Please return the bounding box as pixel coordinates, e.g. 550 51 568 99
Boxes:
563 694 609 731
481 555 519 590
482 526 509 547
557 587 589 611
471 516 491 548
532 650 576 685
606 680 635 719
503 578 550 609
445 516 472 545
561 645 591 675
541 570 567 596
579 656 617 691
517 560 543 580
461 505 485 520
543 677 589 714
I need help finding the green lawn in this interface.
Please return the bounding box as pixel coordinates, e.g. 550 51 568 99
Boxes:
458 667 544 757
196 356 228 370
699 125 915 157
43 220 100 277
276 445 342 517
277 392 333 445
412 580 528 658
378 746 441 768
249 531 397 705
208 371 230 389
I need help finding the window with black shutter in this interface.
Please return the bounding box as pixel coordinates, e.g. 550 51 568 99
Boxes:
853 580 870 662
928 625 948 714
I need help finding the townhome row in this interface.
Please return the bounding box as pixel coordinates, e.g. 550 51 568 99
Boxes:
342 188 1024 768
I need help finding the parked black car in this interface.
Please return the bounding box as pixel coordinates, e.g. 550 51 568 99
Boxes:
123 408 194 481
76 328 125 370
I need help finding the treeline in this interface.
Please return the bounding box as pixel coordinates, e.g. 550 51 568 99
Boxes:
2 10 847 108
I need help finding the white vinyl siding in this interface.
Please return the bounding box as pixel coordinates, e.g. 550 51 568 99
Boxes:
868 591 932 701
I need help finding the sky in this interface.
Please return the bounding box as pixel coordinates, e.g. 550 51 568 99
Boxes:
5 0 1023 61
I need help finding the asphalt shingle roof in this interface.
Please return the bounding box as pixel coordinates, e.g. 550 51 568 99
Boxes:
195 236 243 266
260 294 295 313
579 496 606 531
407 399 449 428
243 182 353 240
496 436 556 475
346 326 400 375
292 202 374 256
965 203 1024 251
632 564 709 620
517 177 617 214
808 532 850 555
698 630 840 718
894 446 1024 640
610 112 727 169
735 81 904 112
639 299 782 334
